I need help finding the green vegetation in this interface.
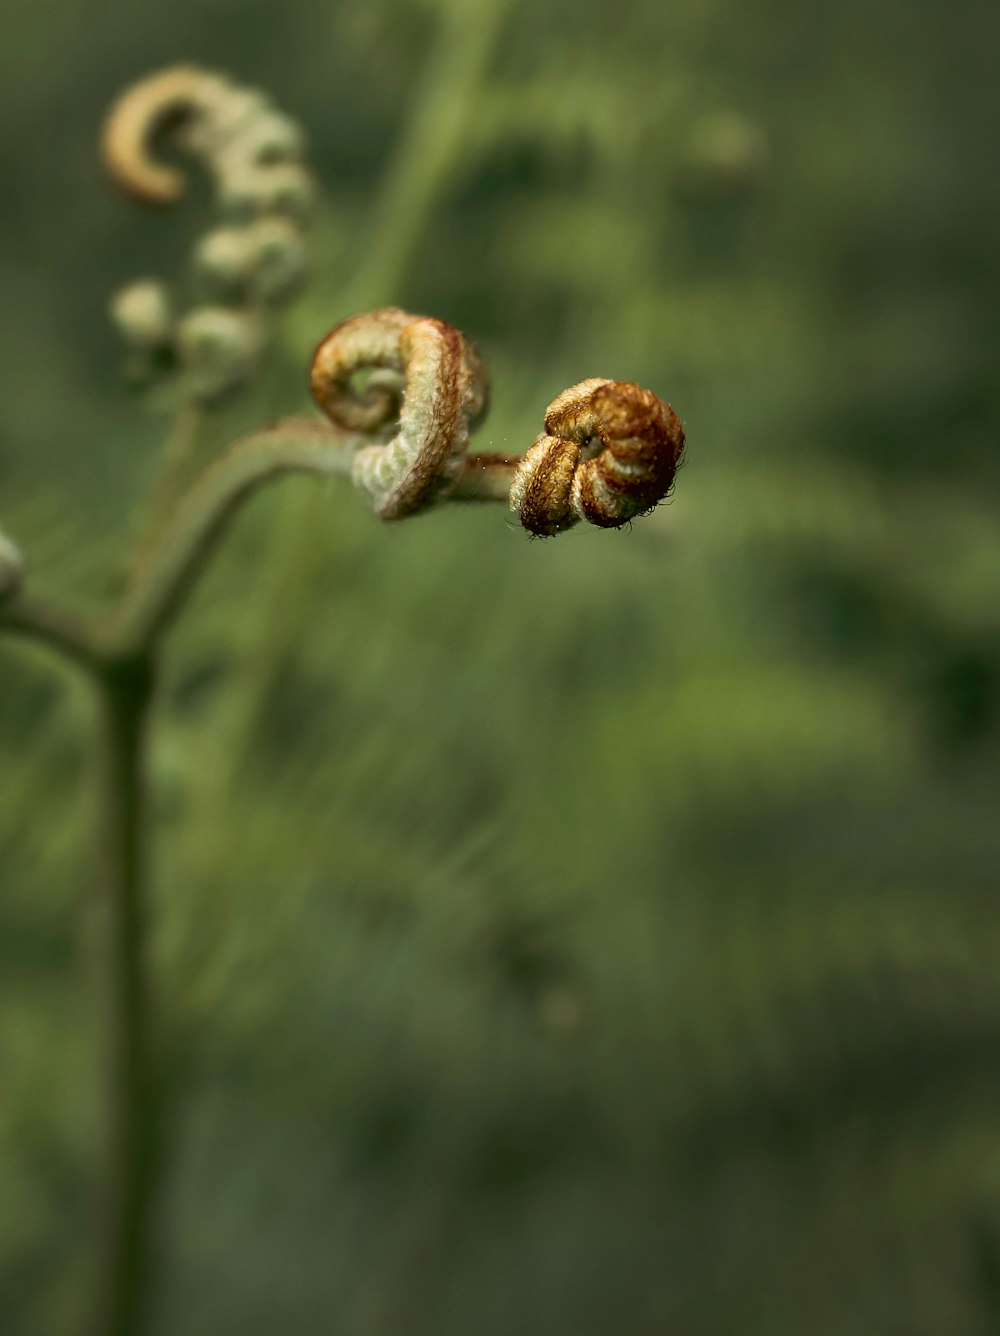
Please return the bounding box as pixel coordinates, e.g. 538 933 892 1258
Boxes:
1 1 998 1333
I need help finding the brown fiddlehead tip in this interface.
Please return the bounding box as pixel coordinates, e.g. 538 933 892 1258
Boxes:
101 66 313 215
311 311 684 534
509 378 686 536
310 308 489 521
101 66 224 204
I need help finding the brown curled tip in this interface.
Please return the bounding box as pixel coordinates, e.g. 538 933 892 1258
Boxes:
510 378 685 536
309 307 413 433
310 308 489 521
101 66 223 204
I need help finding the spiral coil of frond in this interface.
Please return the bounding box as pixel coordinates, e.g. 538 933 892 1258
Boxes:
103 67 315 405
510 378 686 536
311 309 685 532
311 308 490 521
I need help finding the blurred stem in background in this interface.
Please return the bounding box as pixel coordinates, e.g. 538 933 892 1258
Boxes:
126 406 205 584
220 0 514 770
343 0 514 310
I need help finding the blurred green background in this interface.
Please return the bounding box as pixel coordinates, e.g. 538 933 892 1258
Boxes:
2 0 1000 1332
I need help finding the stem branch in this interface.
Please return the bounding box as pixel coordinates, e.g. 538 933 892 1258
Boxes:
0 595 99 671
111 417 357 655
1 398 516 1336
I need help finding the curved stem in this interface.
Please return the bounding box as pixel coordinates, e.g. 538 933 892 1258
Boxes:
110 417 358 655
0 595 100 672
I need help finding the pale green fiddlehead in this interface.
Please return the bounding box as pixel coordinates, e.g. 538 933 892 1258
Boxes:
310 307 490 520
103 66 315 406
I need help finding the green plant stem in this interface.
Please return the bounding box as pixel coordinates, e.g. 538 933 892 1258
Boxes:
90 651 157 1336
0 413 516 1336
0 417 370 1336
0 595 99 672
110 417 357 656
452 451 520 503
0 608 156 1336
0 606 154 1336
127 404 205 582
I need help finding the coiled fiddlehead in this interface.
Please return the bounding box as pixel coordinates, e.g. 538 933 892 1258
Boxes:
311 308 489 520
509 378 686 536
103 66 315 404
311 310 685 534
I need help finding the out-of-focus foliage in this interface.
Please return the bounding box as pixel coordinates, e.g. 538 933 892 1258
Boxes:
2 0 999 1333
